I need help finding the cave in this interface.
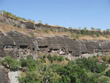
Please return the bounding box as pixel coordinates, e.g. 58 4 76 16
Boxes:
3 45 14 50
20 45 28 49
75 55 80 57
69 51 72 53
39 46 48 48
33 48 35 51
4 45 12 48
81 52 88 54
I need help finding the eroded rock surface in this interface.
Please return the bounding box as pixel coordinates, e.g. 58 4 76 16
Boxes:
0 31 38 59
36 36 110 58
0 66 10 83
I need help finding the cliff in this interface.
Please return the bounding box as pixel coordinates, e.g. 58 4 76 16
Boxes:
0 31 38 59
36 36 110 57
1 12 110 83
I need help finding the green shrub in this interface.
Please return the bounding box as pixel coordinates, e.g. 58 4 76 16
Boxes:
47 54 53 62
30 32 34 37
106 69 110 77
2 56 20 70
57 55 64 62
53 55 58 61
20 58 27 67
27 55 33 60
50 28 54 32
65 57 70 61
44 29 49 33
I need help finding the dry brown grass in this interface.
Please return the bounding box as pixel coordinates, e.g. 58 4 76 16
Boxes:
0 22 110 41
78 35 110 41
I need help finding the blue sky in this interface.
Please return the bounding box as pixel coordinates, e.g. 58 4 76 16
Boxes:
0 0 110 30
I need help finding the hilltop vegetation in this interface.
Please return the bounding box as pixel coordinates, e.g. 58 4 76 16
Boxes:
0 10 110 40
2 55 110 83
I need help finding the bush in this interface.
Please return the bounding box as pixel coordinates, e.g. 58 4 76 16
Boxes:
57 55 64 62
76 58 107 73
2 56 20 70
47 54 53 62
27 55 33 60
53 55 58 61
20 58 27 67
65 57 70 61
106 69 110 77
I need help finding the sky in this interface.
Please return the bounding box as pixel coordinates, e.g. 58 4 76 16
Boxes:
0 0 110 30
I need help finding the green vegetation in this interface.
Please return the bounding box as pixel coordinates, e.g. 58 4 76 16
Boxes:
106 70 110 77
30 31 34 37
1 10 110 40
2 56 20 70
0 10 34 23
2 55 110 83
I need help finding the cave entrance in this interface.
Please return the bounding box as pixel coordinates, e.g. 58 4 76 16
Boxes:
38 46 48 52
20 45 28 49
39 46 48 48
3 45 14 50
48 49 58 53
69 51 72 53
75 55 80 57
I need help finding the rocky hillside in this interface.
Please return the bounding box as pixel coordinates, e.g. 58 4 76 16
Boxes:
1 11 110 83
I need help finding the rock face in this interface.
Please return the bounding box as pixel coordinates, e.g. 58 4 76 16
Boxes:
0 30 110 59
0 31 38 59
36 36 110 57
36 36 80 56
0 66 10 83
0 15 65 31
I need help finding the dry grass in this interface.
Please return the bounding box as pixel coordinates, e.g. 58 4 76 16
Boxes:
0 22 110 41
78 35 110 41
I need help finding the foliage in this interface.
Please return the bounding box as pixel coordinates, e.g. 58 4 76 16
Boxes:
44 29 49 33
106 69 110 77
2 55 110 83
76 58 107 73
2 56 20 70
68 27 73 30
47 54 64 62
1 10 27 21
30 31 34 37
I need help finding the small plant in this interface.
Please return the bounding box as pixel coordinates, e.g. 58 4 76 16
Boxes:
13 23 16 26
45 23 48 25
76 34 79 39
30 31 34 37
50 28 54 32
44 29 49 33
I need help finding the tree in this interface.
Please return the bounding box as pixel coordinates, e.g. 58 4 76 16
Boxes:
84 27 87 31
0 11 1 14
68 27 73 30
91 27 95 31
39 20 42 23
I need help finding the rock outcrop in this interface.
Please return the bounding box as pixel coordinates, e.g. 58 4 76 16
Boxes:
0 31 38 59
36 36 110 57
0 30 109 59
0 15 65 31
0 66 10 83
